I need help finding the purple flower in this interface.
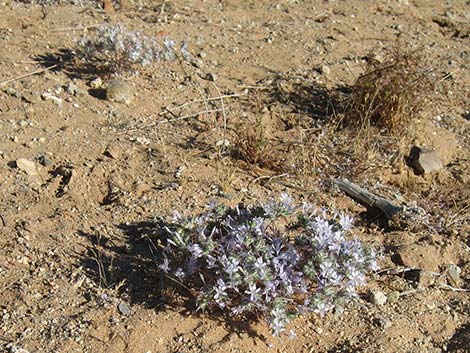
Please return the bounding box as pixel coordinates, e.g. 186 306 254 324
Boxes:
245 283 261 302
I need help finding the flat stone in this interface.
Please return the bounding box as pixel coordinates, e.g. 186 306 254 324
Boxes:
16 158 38 176
106 79 133 104
409 146 443 174
395 243 441 271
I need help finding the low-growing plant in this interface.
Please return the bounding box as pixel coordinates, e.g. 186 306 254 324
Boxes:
157 193 379 336
76 24 190 74
233 117 284 171
344 44 438 134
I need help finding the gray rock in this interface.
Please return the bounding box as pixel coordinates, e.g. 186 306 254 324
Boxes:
320 65 330 76
205 72 217 81
65 82 85 97
446 264 461 286
37 154 52 167
107 79 133 104
118 302 131 316
16 158 38 175
409 146 443 174
374 317 392 329
370 291 387 305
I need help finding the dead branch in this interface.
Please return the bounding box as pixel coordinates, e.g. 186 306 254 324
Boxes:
335 178 402 218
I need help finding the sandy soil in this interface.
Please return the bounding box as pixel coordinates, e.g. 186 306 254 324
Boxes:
0 1 469 352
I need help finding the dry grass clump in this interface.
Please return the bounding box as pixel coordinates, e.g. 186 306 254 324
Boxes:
233 118 284 171
345 45 438 134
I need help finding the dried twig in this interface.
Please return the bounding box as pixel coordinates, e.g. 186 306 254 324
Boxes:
0 64 59 86
166 93 245 113
435 283 470 292
49 24 101 32
335 178 402 218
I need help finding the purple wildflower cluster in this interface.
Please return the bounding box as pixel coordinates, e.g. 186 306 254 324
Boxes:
159 193 378 336
76 24 190 74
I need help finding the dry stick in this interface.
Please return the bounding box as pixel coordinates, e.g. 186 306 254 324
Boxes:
123 108 231 133
49 24 101 32
0 64 59 86
166 93 245 113
335 178 403 218
248 173 290 189
436 283 470 293
212 82 228 149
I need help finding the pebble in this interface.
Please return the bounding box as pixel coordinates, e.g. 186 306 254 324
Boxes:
446 264 461 286
205 72 217 81
118 302 131 316
41 92 63 106
90 77 103 89
6 344 30 353
418 270 435 288
320 65 330 76
37 154 52 167
16 158 38 176
370 291 387 305
409 146 443 174
374 317 392 329
65 82 85 97
107 79 133 104
388 290 400 302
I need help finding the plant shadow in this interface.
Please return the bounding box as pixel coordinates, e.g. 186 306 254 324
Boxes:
266 73 351 123
33 49 109 80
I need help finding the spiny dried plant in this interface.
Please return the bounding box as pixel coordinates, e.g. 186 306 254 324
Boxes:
233 117 284 171
344 44 438 134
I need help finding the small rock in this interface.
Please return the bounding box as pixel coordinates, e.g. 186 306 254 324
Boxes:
90 77 104 89
104 143 122 159
388 291 400 302
374 317 392 329
107 79 133 104
409 146 443 174
7 344 30 353
37 154 52 167
16 158 38 176
118 302 130 316
320 65 330 76
65 82 85 97
446 264 461 286
4 87 23 99
41 92 62 106
131 136 150 145
191 59 204 68
370 291 387 305
418 270 435 288
205 72 217 81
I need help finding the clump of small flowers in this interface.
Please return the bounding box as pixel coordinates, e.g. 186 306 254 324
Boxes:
76 24 190 74
158 194 379 336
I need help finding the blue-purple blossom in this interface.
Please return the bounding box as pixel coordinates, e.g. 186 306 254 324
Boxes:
245 283 261 302
158 193 379 337
76 24 189 74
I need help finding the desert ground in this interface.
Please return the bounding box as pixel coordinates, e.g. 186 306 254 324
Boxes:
0 0 469 352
